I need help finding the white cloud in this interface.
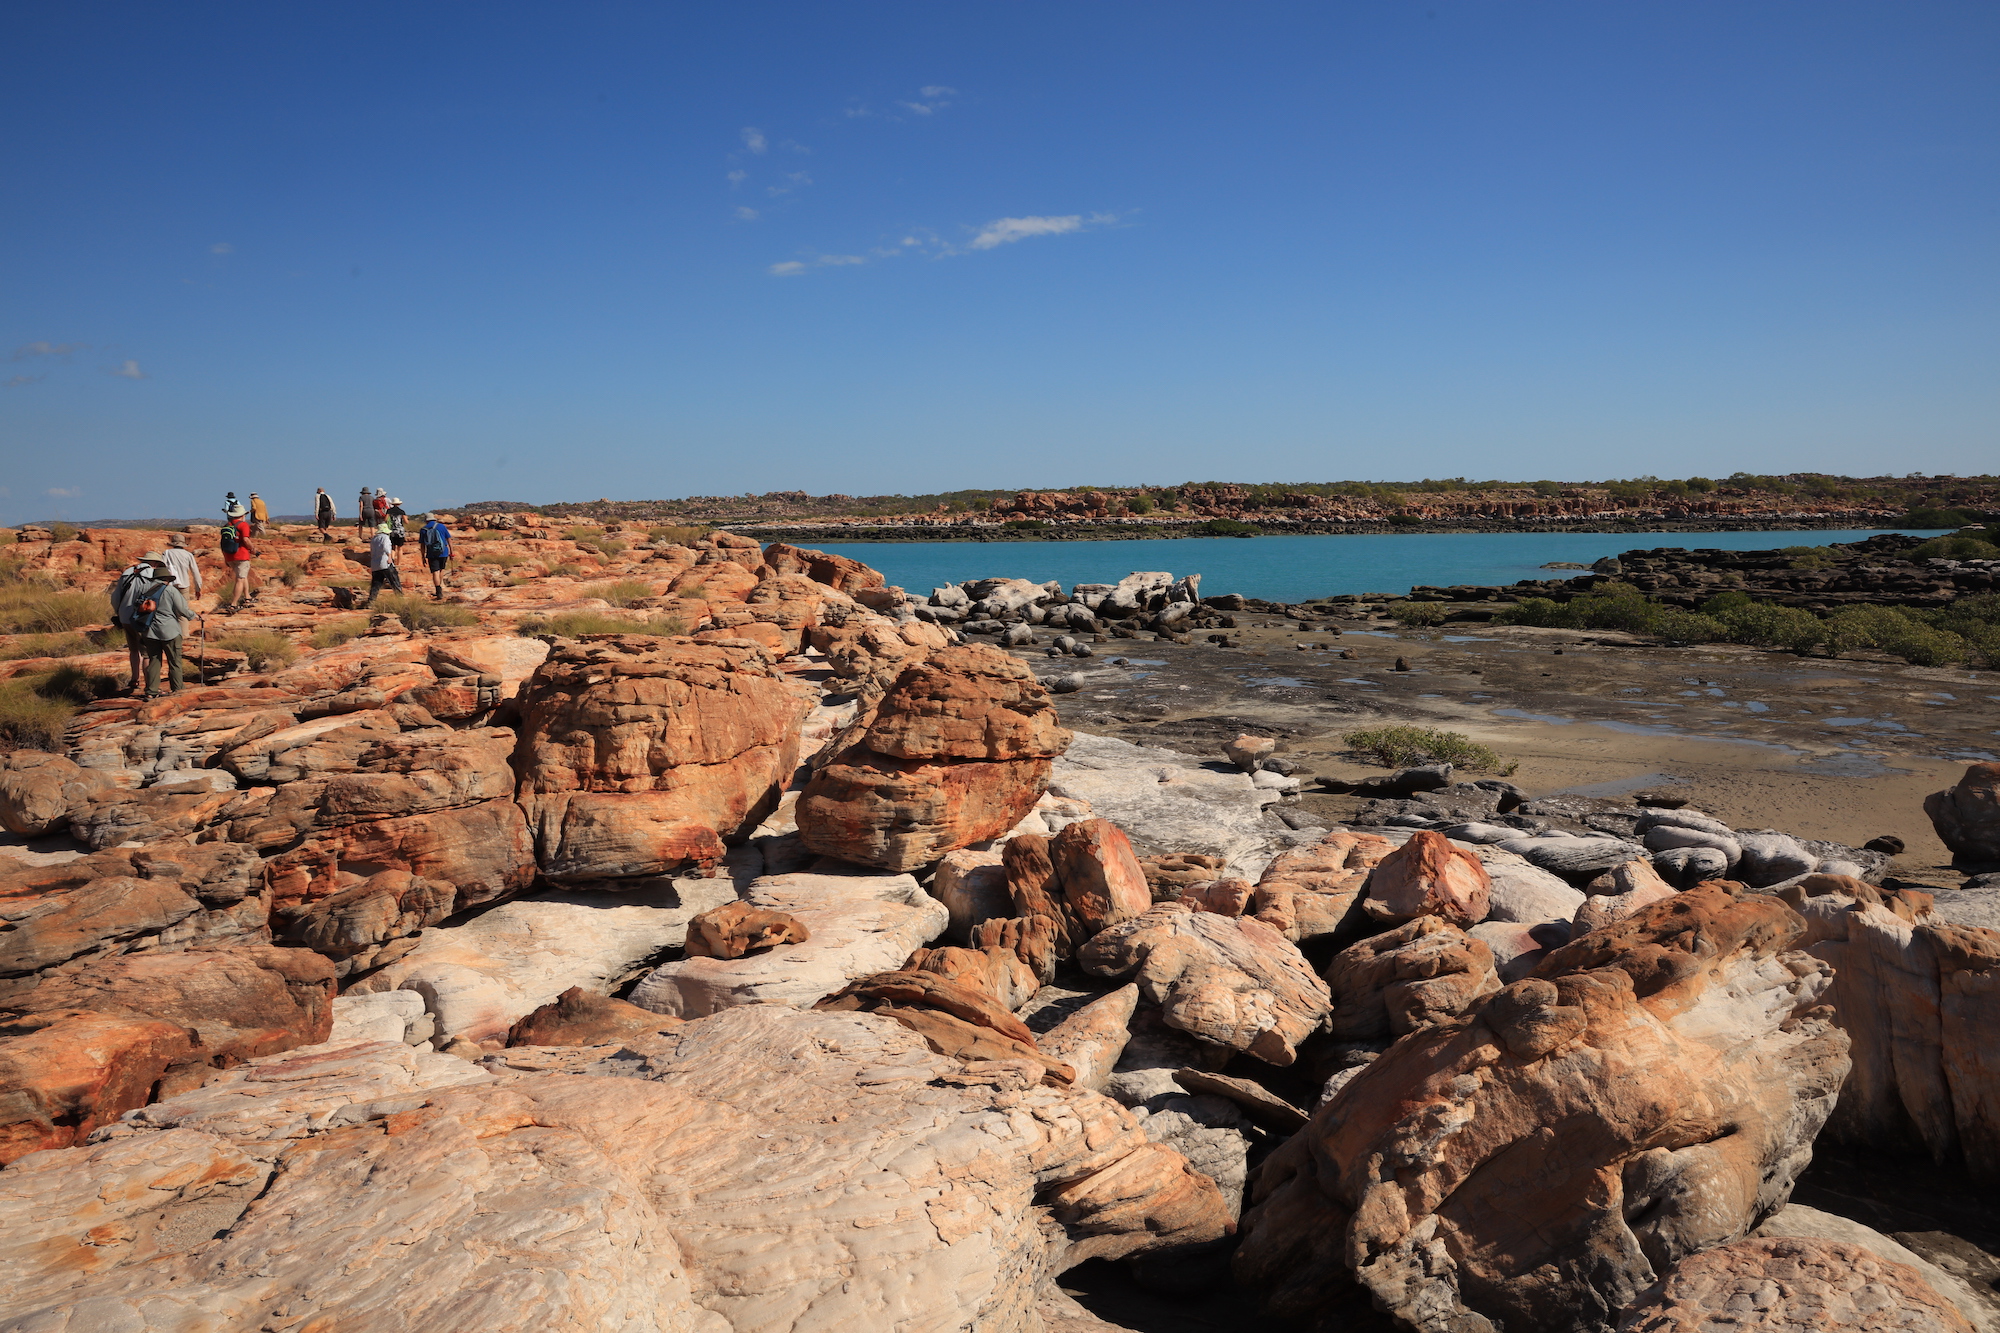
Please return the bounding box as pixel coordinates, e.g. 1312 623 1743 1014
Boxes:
768 261 807 276
898 101 937 116
735 206 760 221
765 171 812 198
109 359 147 379
726 169 747 185
741 126 767 154
843 104 873 118
768 253 872 277
919 85 957 98
780 138 811 154
46 487 80 498
210 242 234 255
899 85 959 115
968 214 1086 250
11 341 87 361
819 254 866 266
4 374 42 388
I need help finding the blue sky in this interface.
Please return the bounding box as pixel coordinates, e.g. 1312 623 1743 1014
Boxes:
3 1 1995 522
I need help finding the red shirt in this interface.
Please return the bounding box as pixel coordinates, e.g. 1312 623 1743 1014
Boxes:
227 516 255 562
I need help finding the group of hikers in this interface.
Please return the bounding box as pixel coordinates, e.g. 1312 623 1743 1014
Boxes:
106 489 456 698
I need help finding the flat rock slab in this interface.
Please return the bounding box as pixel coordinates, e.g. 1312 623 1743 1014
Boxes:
348 879 739 1045
1048 732 1297 880
629 871 948 1017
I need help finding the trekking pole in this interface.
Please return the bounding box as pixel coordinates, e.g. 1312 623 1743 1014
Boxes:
196 613 206 681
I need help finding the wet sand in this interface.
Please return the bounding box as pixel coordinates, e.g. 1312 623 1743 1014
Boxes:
1018 617 1998 886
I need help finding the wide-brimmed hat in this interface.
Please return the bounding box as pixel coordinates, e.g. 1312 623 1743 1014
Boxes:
140 551 172 569
388 497 402 505
166 532 187 547
225 504 246 517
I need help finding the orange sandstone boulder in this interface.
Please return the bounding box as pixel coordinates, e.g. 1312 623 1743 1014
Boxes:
1360 827 1491 927
0 1009 194 1164
513 636 815 880
798 644 1072 871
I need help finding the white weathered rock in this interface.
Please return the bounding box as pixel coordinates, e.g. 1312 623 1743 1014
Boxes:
630 872 948 1017
1049 732 1293 879
328 989 432 1047
931 847 1011 943
1481 852 1585 924
349 879 738 1045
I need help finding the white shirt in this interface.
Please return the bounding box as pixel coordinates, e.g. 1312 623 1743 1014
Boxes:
160 546 202 596
369 532 396 571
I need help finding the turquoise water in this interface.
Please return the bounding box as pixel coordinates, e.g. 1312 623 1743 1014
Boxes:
812 529 1947 602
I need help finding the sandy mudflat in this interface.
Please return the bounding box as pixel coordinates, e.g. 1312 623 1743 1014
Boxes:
1022 617 1998 883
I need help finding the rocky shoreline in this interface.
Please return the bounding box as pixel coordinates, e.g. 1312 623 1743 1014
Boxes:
3 523 1999 1332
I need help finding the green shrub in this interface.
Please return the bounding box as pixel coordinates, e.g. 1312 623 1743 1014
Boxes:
1003 519 1049 531
1782 545 1838 570
1907 506 1981 528
472 550 526 568
372 594 479 631
585 580 654 608
0 665 119 750
598 539 628 555
1708 602 1826 654
1343 725 1513 774
647 525 711 545
1910 535 2000 561
1388 602 1450 626
1824 605 1971 666
216 630 299 671
1387 513 1423 527
277 560 306 588
0 588 103 635
474 529 509 541
47 523 78 543
309 617 368 649
564 526 605 544
547 563 585 579
1126 495 1155 515
516 610 690 638
1200 518 1261 537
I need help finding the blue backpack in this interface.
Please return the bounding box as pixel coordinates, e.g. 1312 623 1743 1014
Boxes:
219 523 241 558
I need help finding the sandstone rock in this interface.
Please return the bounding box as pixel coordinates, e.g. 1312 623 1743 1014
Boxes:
264 797 537 944
0 843 269 1005
65 777 245 850
1620 1236 1973 1333
0 752 117 837
1655 843 1734 887
931 846 1011 942
1079 902 1332 1066
1003 832 1080 959
329 988 432 1046
1235 882 1849 1333
1172 1067 1310 1132
763 542 886 592
1326 915 1501 1042
1182 877 1254 915
1139 851 1229 900
1047 732 1293 880
349 878 736 1046
10 944 334 1069
1039 984 1140 1091
0 1009 194 1164
1927 762 2000 865
1499 831 1656 883
506 986 686 1048
816 968 1070 1080
972 913 1063 987
1224 734 1277 772
906 943 1040 1011
1251 828 1395 943
630 872 947 1017
1735 829 1820 886
683 900 811 959
0 1078 717 1333
798 645 1070 871
1470 918 1569 982
1585 856 1678 897
1052 817 1152 935
211 707 398 784
1362 828 1491 927
1750 1204 1998 1333
514 636 814 879
1482 851 1586 923
1936 923 2000 1178
1576 872 1680 935
284 869 457 976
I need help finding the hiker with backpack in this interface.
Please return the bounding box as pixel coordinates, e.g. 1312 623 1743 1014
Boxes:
109 556 149 693
364 522 403 605
386 497 408 553
249 493 269 536
160 532 203 601
315 487 335 538
358 486 373 537
219 500 257 611
418 512 453 599
127 554 193 698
